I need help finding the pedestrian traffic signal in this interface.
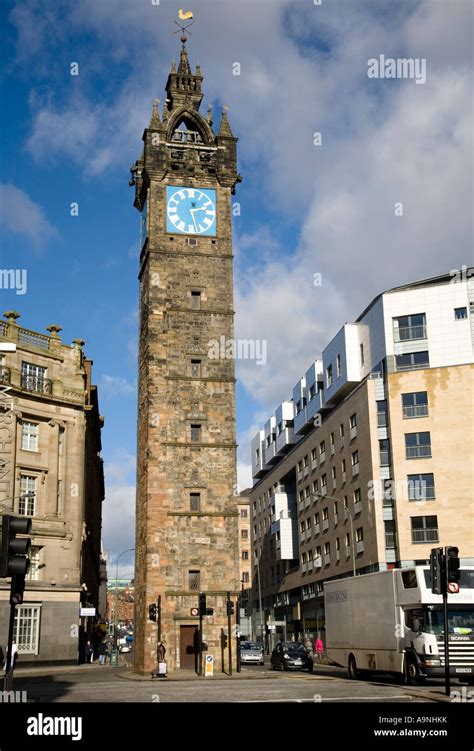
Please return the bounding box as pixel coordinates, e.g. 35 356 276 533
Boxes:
149 603 157 622
221 632 228 649
430 547 444 595
199 592 206 616
0 515 32 578
446 546 460 584
226 599 235 616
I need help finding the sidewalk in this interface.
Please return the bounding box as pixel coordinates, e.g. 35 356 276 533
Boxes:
10 661 128 678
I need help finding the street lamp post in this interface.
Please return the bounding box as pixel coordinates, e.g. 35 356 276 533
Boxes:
254 555 264 650
316 493 356 577
113 548 135 661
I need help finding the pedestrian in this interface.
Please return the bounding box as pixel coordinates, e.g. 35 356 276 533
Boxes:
98 640 108 666
3 640 18 673
85 640 94 664
151 640 167 678
315 636 324 660
304 633 314 658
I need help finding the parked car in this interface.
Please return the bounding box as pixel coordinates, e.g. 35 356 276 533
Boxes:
271 642 313 672
240 641 265 665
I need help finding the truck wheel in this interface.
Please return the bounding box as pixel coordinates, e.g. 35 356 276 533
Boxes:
348 654 358 680
405 656 420 685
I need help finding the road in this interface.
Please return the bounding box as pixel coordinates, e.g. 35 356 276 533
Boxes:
11 662 453 703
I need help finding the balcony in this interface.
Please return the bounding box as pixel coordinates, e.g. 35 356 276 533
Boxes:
319 451 326 464
406 445 431 460
307 559 314 572
394 324 427 342
351 463 360 477
356 541 365 554
412 529 439 544
301 562 308 573
354 501 362 515
324 554 331 566
322 519 329 532
314 524 320 536
314 556 322 569
335 550 341 562
350 426 357 440
300 530 306 543
321 484 328 496
21 375 53 395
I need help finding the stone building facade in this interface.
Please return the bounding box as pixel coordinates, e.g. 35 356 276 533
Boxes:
0 311 105 663
250 272 474 646
132 38 242 673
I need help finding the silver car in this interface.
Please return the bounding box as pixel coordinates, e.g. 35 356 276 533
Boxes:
240 641 264 665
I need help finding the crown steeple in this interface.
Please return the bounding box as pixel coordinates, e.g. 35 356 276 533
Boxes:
165 35 203 111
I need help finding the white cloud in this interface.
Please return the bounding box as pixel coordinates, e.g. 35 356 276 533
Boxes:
0 183 58 247
102 451 136 566
101 375 136 397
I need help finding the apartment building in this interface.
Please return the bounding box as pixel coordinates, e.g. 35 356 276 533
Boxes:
250 270 474 645
0 311 105 663
238 489 252 639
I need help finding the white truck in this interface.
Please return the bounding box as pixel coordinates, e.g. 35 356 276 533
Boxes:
324 566 474 684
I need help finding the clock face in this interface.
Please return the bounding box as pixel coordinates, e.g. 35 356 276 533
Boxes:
166 186 216 236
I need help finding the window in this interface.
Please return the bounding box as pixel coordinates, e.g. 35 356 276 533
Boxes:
339 423 344 439
345 534 350 548
402 391 428 418
377 400 387 427
395 351 429 371
305 486 310 498
454 307 468 320
353 488 361 505
309 383 316 400
319 441 326 458
242 550 249 561
303 455 309 468
350 414 357 429
296 400 302 415
242 572 250 583
188 570 200 591
407 473 435 500
326 364 333 388
322 508 329 521
411 515 439 543
21 362 47 393
324 542 330 556
335 537 340 551
351 450 359 474
14 606 41 654
360 343 364 365
331 466 336 482
341 459 346 474
356 527 364 542
190 493 201 511
321 474 327 493
379 439 390 466
330 432 335 451
311 448 317 462
241 529 248 539
312 479 319 494
393 313 426 341
191 359 201 377
336 354 341 378
240 509 248 518
19 476 36 516
298 460 303 472
21 421 38 451
191 424 202 443
26 547 42 581
191 291 201 310
405 432 431 459
314 513 320 526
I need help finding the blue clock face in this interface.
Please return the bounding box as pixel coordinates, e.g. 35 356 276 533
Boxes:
166 186 216 236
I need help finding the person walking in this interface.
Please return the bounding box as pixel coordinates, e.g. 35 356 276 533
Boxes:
84 640 94 664
98 640 108 666
315 636 324 661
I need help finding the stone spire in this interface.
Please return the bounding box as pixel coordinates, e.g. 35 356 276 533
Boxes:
218 108 235 138
177 34 192 75
165 35 203 111
149 98 161 127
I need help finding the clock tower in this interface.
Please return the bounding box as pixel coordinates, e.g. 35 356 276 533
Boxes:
131 33 242 674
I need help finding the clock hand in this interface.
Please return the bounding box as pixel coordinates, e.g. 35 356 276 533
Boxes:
190 206 206 232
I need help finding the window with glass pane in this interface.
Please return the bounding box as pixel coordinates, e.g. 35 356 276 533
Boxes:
384 520 396 548
405 432 431 459
411 515 439 543
395 351 429 371
379 439 390 466
376 400 387 427
188 570 200 591
14 606 41 654
21 362 46 392
402 391 428 418
242 572 250 583
190 492 201 511
240 509 248 518
454 307 467 320
407 473 435 500
191 291 201 310
191 424 201 442
242 550 249 560
21 421 38 451
27 547 42 581
393 313 426 341
191 359 201 377
19 476 36 515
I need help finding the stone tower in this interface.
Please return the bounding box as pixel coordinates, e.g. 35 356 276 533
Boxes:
132 35 242 674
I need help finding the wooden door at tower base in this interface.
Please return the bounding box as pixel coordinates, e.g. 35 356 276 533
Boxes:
180 625 198 669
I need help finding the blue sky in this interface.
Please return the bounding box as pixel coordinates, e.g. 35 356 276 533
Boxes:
0 0 472 574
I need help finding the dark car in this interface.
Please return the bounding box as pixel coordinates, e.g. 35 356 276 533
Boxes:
271 642 313 672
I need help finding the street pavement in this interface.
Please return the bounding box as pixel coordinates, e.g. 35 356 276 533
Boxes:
10 660 461 703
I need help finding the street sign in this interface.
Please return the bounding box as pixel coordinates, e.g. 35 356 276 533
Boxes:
205 654 214 677
448 582 460 594
190 607 199 616
80 607 96 617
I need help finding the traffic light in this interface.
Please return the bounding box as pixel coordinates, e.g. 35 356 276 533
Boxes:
149 603 157 622
221 631 228 649
430 547 444 595
0 515 31 579
446 546 460 584
226 599 235 616
206 608 214 616
199 592 206 616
